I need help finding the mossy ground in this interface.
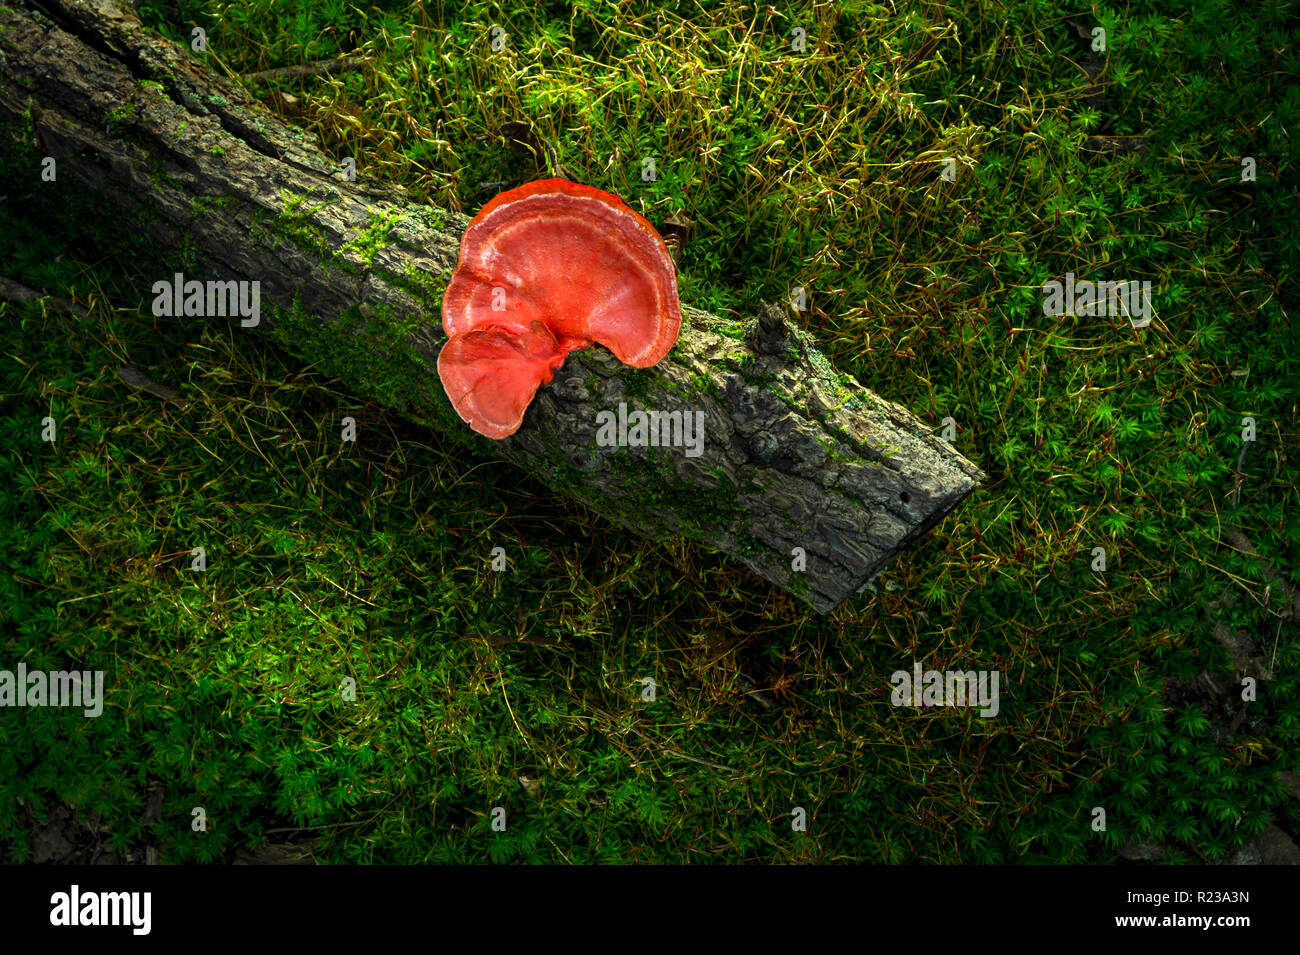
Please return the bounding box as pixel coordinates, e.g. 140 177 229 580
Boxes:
0 0 1296 863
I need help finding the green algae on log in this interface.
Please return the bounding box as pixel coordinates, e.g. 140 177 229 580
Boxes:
0 0 986 614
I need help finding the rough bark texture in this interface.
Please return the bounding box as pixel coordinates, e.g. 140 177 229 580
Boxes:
0 0 986 614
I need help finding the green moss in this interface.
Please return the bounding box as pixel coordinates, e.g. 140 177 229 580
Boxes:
706 316 747 340
736 364 775 388
190 195 232 217
686 368 721 401
261 295 473 451
104 103 137 136
147 152 182 193
248 189 337 262
736 531 763 558
338 207 408 270
813 430 852 464
244 193 446 306
406 205 445 232
176 231 199 272
775 391 803 414
804 343 840 379
388 261 445 309
620 366 657 400
785 571 812 602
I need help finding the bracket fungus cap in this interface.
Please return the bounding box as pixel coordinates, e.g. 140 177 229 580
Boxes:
437 178 682 439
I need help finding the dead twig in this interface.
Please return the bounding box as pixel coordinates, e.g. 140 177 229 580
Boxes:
0 274 89 317
241 56 372 85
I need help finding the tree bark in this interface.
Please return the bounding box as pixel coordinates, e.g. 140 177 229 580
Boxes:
0 0 986 614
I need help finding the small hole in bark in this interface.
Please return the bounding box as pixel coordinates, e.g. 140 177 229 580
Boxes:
899 492 910 503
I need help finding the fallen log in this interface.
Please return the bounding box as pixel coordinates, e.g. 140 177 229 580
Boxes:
0 0 985 613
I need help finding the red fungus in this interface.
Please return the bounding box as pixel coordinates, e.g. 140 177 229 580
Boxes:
437 178 682 438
